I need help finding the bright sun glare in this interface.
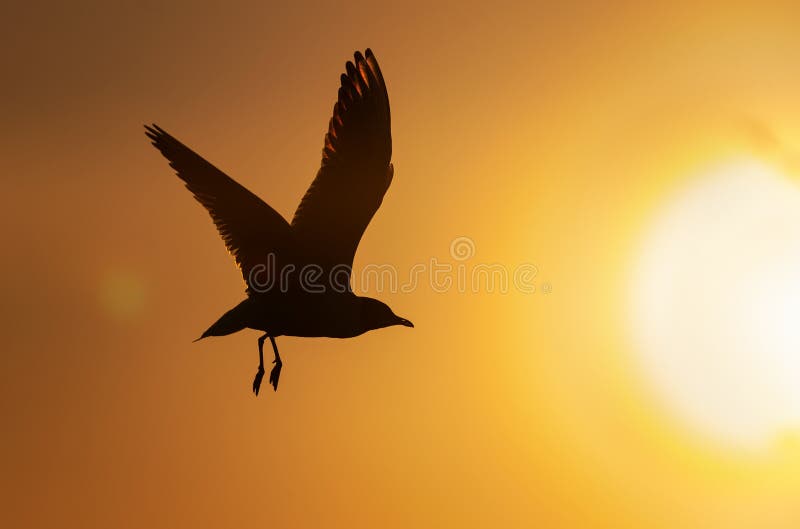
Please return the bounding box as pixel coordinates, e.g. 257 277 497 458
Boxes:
630 158 800 450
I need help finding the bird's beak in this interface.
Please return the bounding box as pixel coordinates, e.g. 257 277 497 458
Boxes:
397 317 414 328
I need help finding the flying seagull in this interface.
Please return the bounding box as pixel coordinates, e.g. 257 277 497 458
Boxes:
145 49 412 395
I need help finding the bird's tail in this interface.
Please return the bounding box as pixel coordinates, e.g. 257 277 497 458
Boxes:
195 300 250 341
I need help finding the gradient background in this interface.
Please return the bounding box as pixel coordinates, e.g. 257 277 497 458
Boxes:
4 1 800 527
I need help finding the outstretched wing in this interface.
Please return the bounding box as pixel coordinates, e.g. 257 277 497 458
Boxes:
145 124 292 292
291 49 393 285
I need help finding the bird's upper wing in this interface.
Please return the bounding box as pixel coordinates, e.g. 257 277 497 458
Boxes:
145 124 292 292
291 49 393 284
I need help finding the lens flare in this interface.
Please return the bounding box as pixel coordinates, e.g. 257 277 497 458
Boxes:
98 270 146 321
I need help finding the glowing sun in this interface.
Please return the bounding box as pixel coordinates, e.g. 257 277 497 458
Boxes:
629 158 800 449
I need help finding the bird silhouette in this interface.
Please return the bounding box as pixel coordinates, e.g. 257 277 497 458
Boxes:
145 49 412 395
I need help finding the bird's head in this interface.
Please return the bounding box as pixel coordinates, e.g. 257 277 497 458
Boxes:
359 297 414 332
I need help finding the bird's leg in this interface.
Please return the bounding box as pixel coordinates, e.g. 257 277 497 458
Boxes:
268 336 282 391
253 334 267 396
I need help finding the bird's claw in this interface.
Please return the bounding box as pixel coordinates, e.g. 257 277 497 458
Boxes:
269 358 282 392
253 366 265 396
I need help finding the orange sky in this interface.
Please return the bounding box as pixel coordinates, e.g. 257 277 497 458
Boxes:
4 1 800 527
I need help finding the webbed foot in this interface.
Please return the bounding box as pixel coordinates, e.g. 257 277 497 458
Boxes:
253 365 265 395
269 357 282 392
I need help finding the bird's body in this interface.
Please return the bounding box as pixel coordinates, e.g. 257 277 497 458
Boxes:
146 49 412 394
248 292 365 338
206 292 397 339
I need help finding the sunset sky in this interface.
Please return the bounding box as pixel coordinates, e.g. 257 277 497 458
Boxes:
5 1 800 527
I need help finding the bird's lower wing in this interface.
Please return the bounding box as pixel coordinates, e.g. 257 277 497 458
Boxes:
145 124 293 291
